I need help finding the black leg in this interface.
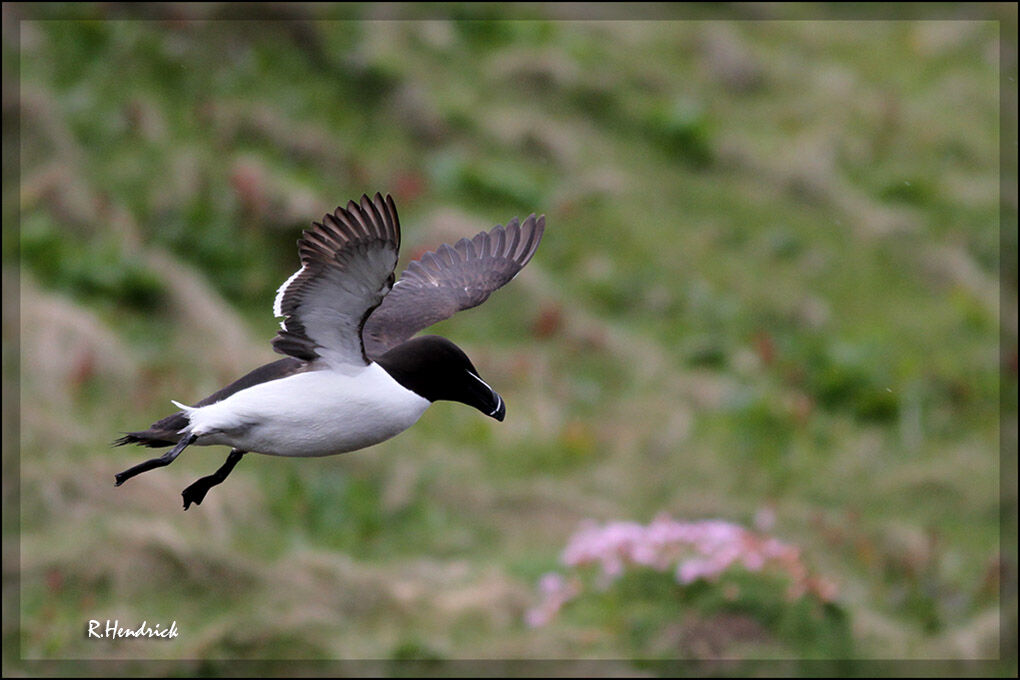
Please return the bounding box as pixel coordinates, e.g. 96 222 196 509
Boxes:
181 449 246 510
114 434 197 486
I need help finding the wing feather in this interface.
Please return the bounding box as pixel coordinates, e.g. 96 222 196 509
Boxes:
362 213 545 358
272 193 400 369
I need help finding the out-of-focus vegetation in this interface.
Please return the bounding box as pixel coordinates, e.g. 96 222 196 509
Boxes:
5 3 1016 676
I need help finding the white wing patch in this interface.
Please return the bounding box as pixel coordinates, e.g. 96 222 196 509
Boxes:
273 266 306 320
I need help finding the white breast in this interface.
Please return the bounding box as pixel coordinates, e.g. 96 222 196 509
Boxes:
180 363 430 457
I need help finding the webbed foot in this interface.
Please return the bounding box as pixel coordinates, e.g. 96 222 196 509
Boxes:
181 449 246 510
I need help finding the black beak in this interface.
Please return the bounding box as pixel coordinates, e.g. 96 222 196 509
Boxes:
489 391 506 421
466 372 506 422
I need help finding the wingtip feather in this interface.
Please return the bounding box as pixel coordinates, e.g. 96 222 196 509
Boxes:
516 214 541 263
504 219 522 258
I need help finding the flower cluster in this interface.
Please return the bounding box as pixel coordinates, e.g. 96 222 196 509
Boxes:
527 514 836 627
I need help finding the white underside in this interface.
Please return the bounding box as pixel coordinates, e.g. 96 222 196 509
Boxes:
175 363 430 457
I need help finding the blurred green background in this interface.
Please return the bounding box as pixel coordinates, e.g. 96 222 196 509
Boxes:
4 3 1016 676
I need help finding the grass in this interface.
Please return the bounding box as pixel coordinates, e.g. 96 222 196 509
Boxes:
6 4 1016 676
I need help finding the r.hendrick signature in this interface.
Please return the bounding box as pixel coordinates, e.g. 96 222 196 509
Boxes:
87 619 179 639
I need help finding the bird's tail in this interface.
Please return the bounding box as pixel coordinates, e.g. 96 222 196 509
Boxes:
112 403 193 449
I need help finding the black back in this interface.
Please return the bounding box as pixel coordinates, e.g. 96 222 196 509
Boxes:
114 357 309 448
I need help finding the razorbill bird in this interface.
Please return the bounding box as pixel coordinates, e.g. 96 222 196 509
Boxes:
114 193 544 509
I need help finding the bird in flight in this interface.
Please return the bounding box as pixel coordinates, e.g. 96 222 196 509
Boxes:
114 193 545 509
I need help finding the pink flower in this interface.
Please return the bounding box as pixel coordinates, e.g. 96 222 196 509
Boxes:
528 515 836 626
539 572 566 595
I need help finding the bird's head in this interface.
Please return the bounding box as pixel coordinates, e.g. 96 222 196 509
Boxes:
376 335 505 421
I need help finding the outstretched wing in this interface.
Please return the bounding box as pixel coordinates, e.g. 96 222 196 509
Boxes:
362 214 545 358
272 193 401 370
